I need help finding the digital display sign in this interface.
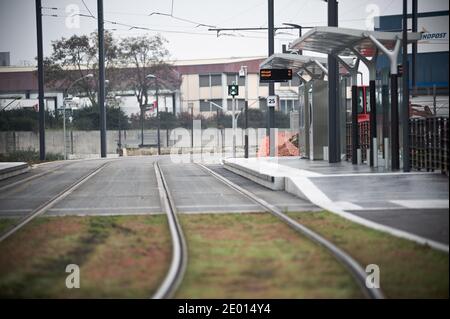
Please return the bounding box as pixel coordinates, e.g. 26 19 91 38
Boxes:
259 69 293 82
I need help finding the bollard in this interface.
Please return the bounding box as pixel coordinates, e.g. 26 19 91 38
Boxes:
323 146 329 161
357 149 362 165
373 137 378 167
367 149 371 166
384 138 390 170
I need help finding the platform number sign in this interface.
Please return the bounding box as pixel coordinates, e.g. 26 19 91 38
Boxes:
228 83 239 97
267 95 278 108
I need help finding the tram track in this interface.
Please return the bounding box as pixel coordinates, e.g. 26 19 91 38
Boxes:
152 160 188 299
0 161 111 243
196 163 385 300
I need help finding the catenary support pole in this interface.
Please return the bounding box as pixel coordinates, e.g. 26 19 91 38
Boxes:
36 0 45 160
98 0 107 157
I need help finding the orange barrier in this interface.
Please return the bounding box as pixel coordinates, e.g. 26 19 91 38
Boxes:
257 132 299 157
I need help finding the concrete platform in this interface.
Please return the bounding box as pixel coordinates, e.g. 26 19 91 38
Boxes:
223 157 449 252
0 162 29 181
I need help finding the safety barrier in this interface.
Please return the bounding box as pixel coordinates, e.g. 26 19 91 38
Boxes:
410 117 449 175
346 121 370 162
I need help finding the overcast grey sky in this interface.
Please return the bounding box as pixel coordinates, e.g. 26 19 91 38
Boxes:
0 0 448 65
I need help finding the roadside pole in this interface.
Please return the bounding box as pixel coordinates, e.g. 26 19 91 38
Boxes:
242 66 249 158
156 78 161 156
232 96 236 158
267 0 275 157
97 0 107 158
63 100 67 160
35 0 45 160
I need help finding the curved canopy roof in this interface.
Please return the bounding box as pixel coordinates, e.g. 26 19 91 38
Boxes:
259 53 352 78
289 26 422 57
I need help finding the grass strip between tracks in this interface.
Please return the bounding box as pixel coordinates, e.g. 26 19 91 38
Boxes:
289 211 449 299
176 213 363 298
0 215 170 298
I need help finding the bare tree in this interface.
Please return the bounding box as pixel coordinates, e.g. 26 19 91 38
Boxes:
46 31 119 107
118 34 180 111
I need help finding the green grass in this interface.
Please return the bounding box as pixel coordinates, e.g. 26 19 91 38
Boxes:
176 213 363 299
0 219 17 235
0 215 171 298
289 211 449 299
0 149 63 164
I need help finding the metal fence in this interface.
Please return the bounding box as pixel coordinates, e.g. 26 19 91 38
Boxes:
346 121 370 162
410 117 449 175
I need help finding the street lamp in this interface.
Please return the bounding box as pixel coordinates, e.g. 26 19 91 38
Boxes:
145 74 160 155
63 73 93 160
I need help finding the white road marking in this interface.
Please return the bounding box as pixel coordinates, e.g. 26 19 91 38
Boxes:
48 206 160 211
287 176 449 253
334 201 364 210
390 200 449 209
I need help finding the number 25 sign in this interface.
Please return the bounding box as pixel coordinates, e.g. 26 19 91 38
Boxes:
266 95 278 108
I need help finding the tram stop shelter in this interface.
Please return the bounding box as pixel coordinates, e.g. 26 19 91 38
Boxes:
259 53 354 161
289 27 422 170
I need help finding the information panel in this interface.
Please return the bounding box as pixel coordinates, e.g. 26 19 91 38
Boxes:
259 69 293 82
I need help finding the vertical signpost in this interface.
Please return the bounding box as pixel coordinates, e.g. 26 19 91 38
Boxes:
35 0 45 161
267 0 275 157
228 83 239 158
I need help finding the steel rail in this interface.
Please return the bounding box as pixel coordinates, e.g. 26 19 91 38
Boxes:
0 161 110 243
197 163 385 299
0 161 80 193
152 160 188 299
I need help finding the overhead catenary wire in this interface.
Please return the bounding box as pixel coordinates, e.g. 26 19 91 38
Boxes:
81 0 95 18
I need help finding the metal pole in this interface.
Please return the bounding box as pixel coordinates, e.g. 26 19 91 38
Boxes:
268 0 275 156
433 85 437 115
63 101 67 160
232 96 236 158
118 105 122 149
328 0 339 163
391 73 400 170
156 78 161 155
141 106 144 147
298 26 303 55
244 66 249 158
98 0 107 157
402 0 410 172
35 0 45 160
351 86 359 165
191 106 194 150
369 80 377 167
412 0 418 96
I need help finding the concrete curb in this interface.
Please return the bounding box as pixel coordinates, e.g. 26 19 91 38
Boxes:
0 163 29 181
222 159 450 253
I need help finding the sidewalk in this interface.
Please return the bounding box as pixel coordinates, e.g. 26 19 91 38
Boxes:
223 157 449 252
0 162 29 181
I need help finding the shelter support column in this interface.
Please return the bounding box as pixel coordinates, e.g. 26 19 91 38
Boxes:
336 56 360 165
367 35 401 170
351 48 379 167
